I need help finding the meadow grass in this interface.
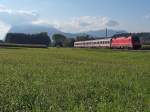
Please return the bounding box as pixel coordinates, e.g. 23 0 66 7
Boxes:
0 47 149 112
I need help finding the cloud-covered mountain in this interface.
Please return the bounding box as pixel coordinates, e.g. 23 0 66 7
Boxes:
9 24 62 37
84 29 127 37
8 24 127 39
0 5 122 40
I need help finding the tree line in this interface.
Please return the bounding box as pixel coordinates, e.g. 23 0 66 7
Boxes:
5 32 51 46
4 32 95 47
3 32 150 47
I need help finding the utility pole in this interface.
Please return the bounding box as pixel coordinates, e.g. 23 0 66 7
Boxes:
106 28 108 38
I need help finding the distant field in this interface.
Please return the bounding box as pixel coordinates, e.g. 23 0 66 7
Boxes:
0 48 149 112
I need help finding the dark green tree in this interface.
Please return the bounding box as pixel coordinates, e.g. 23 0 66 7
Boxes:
63 38 75 47
0 40 4 43
52 34 66 47
5 32 51 46
76 35 94 41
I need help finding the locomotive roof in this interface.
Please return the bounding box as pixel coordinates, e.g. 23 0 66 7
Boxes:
111 33 140 38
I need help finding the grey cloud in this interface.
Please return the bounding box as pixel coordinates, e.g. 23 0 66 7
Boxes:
105 20 119 27
79 22 91 27
0 5 39 25
145 13 150 19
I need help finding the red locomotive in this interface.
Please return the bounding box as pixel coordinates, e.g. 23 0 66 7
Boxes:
74 35 141 49
111 35 141 49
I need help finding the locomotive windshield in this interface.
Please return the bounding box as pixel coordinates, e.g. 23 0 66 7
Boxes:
132 36 140 43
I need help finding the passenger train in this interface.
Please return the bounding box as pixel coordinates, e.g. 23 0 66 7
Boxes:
74 35 141 49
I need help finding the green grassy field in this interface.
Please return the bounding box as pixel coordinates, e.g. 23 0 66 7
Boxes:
0 48 149 112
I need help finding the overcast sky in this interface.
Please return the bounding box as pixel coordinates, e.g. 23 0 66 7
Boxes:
0 0 150 39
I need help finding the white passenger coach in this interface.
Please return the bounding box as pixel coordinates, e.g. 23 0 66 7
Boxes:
74 38 112 48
